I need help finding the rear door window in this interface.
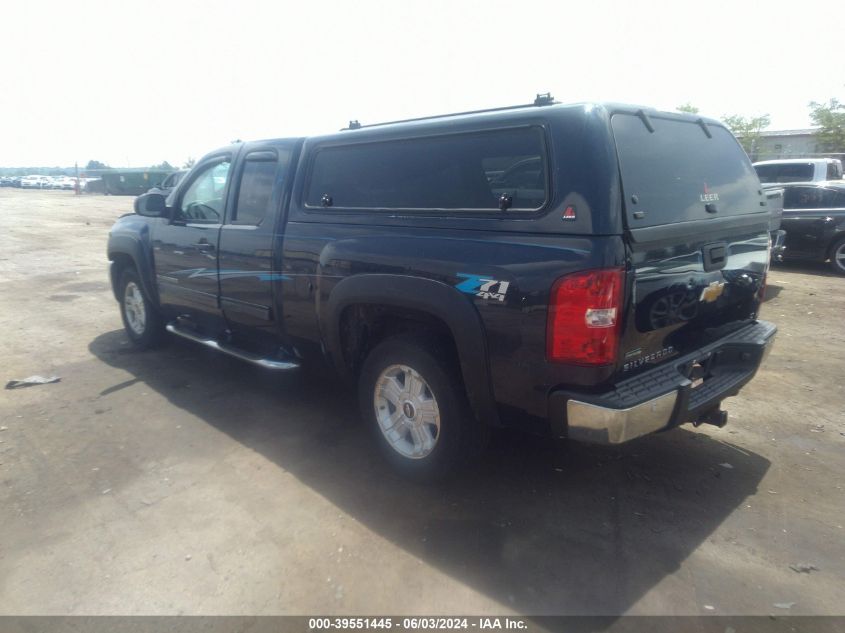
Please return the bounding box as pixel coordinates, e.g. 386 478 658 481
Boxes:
612 114 763 226
305 127 547 212
231 153 280 225
783 186 826 209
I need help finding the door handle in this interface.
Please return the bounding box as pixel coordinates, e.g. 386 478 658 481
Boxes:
193 239 214 251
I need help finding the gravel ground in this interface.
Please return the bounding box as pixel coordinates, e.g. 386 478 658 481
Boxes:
0 188 843 616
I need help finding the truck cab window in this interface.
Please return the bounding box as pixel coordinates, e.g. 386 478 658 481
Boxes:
177 160 230 223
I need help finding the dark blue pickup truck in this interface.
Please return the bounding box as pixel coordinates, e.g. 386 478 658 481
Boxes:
107 99 776 479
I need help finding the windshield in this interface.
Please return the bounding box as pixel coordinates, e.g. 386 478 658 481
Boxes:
754 162 814 183
612 114 764 227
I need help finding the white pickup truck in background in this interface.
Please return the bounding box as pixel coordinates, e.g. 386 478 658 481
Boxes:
754 157 843 184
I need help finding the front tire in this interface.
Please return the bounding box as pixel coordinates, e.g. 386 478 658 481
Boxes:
118 268 165 348
829 237 845 276
358 335 481 481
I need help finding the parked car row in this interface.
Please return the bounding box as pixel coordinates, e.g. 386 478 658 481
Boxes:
0 175 94 190
3 171 187 195
22 175 53 189
0 174 106 191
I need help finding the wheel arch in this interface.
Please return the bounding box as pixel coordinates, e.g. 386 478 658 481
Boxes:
107 233 159 306
826 230 845 272
323 274 500 427
826 229 845 256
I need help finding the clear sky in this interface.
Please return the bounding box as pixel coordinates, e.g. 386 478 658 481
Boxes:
1 0 841 168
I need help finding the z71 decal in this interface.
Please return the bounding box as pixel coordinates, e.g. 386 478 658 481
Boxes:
455 273 510 303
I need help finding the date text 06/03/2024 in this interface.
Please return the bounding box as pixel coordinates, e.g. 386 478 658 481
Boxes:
307 617 528 630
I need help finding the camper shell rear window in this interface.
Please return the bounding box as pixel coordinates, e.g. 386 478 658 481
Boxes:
612 114 763 227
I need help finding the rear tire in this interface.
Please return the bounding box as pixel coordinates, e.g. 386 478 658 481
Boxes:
118 268 165 348
358 334 483 481
829 237 845 276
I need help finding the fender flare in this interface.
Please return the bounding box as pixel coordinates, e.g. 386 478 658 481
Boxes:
828 228 845 256
323 274 500 427
107 231 159 306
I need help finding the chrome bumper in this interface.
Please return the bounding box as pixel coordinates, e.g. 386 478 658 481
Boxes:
550 320 777 445
566 392 678 444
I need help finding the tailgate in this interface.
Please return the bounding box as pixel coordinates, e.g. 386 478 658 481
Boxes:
611 112 771 378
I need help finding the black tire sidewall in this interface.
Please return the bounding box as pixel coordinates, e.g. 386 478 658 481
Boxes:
118 268 163 347
359 336 469 481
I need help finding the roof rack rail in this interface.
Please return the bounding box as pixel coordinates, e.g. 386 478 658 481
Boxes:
341 93 557 131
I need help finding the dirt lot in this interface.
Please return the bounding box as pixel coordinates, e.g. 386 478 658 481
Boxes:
0 188 843 616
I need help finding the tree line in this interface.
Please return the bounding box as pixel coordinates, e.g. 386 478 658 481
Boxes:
677 99 845 156
0 158 195 177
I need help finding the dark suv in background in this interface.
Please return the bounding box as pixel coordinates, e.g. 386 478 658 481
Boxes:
146 170 188 196
777 182 845 274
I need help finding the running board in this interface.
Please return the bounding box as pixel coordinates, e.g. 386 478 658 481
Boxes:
165 323 300 371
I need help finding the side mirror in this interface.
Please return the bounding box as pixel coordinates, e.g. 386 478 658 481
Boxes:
135 192 167 217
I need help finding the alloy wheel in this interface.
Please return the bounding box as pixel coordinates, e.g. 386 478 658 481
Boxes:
373 364 441 459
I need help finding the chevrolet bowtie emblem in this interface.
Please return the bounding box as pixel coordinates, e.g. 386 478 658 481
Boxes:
700 281 726 303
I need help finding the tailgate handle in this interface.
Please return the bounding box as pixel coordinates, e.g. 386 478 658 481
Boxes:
703 243 727 271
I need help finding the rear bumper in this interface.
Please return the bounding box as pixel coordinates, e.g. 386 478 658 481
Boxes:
548 320 776 444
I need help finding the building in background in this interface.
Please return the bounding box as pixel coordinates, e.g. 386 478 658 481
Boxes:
752 128 844 164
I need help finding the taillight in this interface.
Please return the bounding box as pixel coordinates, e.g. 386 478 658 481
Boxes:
546 268 624 365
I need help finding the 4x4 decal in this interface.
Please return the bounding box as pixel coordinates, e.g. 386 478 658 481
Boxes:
455 273 510 302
